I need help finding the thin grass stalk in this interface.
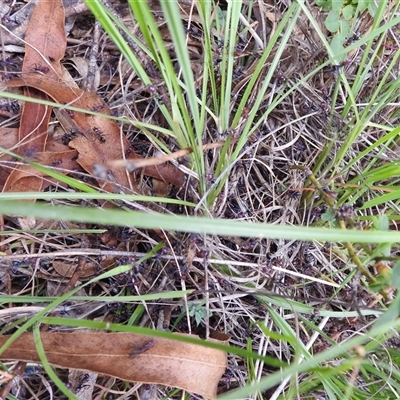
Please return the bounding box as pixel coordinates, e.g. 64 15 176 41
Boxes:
33 324 78 399
84 1 149 81
4 198 400 243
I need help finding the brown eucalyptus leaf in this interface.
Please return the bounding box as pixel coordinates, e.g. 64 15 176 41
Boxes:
2 150 79 192
3 0 66 194
0 127 18 152
52 260 96 279
52 256 116 279
0 332 227 399
23 0 66 76
7 75 186 189
0 128 18 190
3 88 51 193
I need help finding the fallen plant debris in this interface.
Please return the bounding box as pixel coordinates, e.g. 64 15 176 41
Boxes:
3 0 66 195
1 0 400 398
1 0 185 197
6 75 186 190
0 332 228 399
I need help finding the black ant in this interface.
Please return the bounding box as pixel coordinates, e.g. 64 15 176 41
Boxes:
91 104 104 112
241 106 250 120
179 264 190 280
312 308 321 320
321 186 337 201
66 109 74 119
344 33 360 46
61 130 79 145
285 189 301 200
147 85 165 105
124 146 134 157
129 264 142 286
147 85 158 94
75 373 90 392
234 40 246 56
184 25 201 37
50 159 62 167
30 63 49 74
232 67 245 80
92 127 106 143
23 147 39 160
332 57 352 72
248 130 262 143
316 85 330 102
276 71 286 85
206 173 214 182
319 102 330 117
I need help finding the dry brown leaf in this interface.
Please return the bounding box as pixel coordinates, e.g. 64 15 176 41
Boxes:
3 0 66 194
2 150 79 192
3 88 51 193
7 75 186 190
22 0 66 76
0 126 78 190
152 177 170 197
34 150 79 172
0 127 18 151
0 127 68 163
52 256 115 279
0 331 227 399
0 128 18 191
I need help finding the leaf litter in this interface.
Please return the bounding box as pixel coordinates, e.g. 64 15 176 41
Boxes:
0 332 227 399
0 0 226 398
1 0 400 399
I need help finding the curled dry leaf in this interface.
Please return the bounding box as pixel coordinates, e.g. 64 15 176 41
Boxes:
52 255 115 279
1 0 86 46
0 128 18 191
2 150 79 192
7 75 186 191
0 127 77 186
4 0 184 195
3 88 52 193
3 0 66 194
0 332 227 399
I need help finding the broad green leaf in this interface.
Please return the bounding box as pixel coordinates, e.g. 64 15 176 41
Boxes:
339 19 351 37
331 32 345 54
318 0 334 12
356 0 370 14
331 0 343 12
321 210 335 222
325 10 340 32
342 4 354 20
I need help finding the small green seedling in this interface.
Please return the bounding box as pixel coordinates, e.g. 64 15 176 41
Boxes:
315 0 375 62
187 302 211 326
